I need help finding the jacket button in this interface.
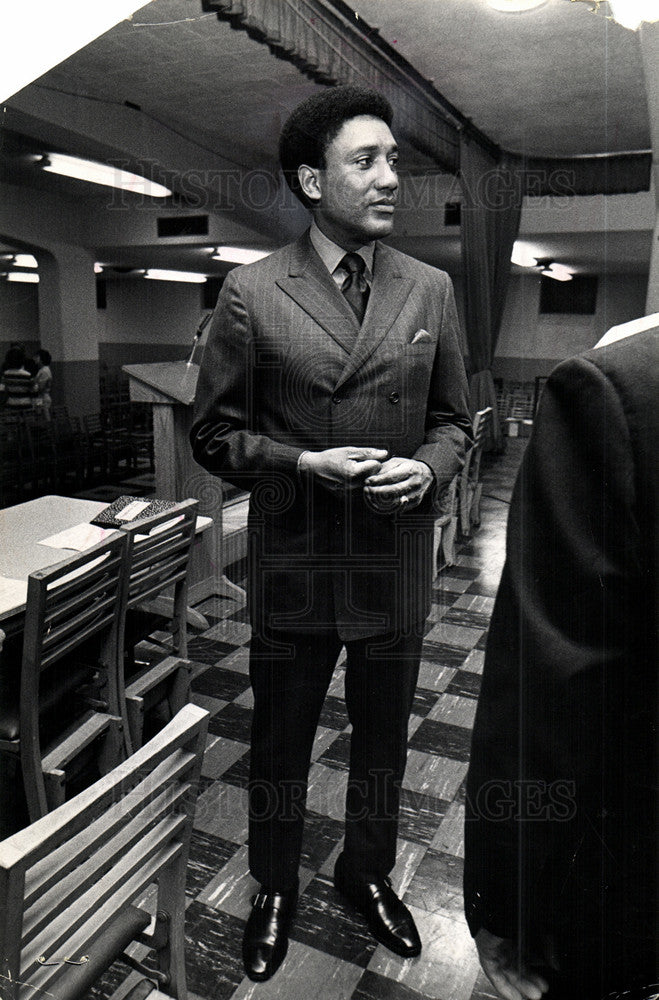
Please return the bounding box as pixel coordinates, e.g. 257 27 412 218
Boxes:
332 394 342 405
389 391 400 404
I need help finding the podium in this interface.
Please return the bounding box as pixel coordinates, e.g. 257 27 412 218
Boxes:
122 361 245 611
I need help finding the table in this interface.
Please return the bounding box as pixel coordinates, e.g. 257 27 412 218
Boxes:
0 495 212 638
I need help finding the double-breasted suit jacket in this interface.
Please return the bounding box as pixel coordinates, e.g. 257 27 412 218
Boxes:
191 230 472 640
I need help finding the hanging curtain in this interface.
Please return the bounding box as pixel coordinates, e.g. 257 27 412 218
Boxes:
201 0 459 171
460 136 523 450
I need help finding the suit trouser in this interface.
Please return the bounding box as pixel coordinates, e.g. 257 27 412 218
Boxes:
248 626 423 890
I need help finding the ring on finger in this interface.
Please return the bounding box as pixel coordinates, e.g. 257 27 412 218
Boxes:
399 494 409 505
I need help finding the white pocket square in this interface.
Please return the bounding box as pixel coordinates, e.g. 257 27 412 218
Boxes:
411 329 432 345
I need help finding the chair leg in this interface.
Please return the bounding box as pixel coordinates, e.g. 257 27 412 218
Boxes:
126 695 145 752
155 857 188 1000
98 717 125 775
431 522 442 582
43 767 67 812
471 483 484 527
459 484 472 537
441 516 457 567
20 741 49 822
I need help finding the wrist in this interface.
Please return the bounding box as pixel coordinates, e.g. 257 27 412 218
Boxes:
298 450 314 473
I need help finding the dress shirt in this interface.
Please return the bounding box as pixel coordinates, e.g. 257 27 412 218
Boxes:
310 221 374 291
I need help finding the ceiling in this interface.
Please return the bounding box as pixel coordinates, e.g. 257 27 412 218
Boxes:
0 0 655 279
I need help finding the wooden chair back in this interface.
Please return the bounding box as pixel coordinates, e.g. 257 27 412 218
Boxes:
121 499 198 656
19 532 130 820
118 500 198 752
459 407 493 536
0 704 208 1000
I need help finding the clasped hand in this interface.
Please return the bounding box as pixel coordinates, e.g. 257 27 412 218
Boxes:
300 447 432 510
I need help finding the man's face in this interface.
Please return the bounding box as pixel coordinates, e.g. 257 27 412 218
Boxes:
310 114 399 249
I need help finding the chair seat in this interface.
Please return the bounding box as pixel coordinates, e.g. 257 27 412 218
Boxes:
0 661 92 743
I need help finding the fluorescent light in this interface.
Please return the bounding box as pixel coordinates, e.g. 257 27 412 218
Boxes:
41 153 172 198
6 272 39 283
511 241 541 267
542 264 573 282
608 0 659 30
488 0 547 11
144 269 207 284
0 253 38 268
211 246 271 264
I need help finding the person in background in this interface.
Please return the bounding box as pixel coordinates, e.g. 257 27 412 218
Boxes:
463 327 658 999
0 345 35 410
32 348 53 418
191 85 472 983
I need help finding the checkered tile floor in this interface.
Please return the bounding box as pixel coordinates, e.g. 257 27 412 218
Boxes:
93 440 527 1000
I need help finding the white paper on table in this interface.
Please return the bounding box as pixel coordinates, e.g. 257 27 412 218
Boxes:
134 515 184 541
0 576 28 615
37 522 114 551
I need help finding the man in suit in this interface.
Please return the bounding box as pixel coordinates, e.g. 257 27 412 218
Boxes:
191 85 472 982
463 329 658 999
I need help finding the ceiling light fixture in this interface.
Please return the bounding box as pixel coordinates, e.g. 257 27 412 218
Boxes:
511 241 541 267
535 258 574 281
0 253 38 268
211 246 271 264
569 0 659 30
5 272 39 283
488 0 547 12
541 263 573 282
511 244 574 280
40 153 172 198
144 269 208 284
14 254 38 268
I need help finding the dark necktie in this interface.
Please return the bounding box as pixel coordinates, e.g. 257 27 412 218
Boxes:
340 252 369 324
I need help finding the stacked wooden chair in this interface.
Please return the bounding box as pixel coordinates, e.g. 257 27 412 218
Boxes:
432 473 459 577
0 704 208 1000
0 533 129 826
0 498 200 834
118 499 199 753
458 406 492 538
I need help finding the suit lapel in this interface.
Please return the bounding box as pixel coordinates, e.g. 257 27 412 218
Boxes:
335 242 414 390
275 233 415 386
276 231 359 355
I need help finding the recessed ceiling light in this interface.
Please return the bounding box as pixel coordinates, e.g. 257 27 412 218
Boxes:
511 241 541 267
144 269 207 284
40 152 172 198
542 263 573 282
6 272 39 283
488 0 547 11
211 247 271 264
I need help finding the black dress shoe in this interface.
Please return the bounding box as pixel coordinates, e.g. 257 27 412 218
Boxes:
242 886 298 982
334 854 421 958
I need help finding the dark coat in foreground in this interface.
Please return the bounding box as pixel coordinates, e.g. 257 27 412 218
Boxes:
464 330 658 993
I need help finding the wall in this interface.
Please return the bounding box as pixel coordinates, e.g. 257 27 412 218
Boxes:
97 276 220 374
493 271 648 381
0 281 39 355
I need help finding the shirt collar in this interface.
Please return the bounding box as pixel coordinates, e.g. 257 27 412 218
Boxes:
310 220 375 280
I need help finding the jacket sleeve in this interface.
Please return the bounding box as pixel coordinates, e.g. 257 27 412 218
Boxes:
414 274 473 494
190 269 304 489
463 353 642 939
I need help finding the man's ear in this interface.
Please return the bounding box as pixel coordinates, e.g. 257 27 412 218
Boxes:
298 164 322 204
